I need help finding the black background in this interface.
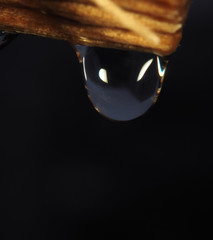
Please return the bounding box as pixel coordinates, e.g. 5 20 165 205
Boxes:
1 0 213 239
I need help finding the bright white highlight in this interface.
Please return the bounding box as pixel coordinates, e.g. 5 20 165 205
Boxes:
137 58 153 82
157 56 166 77
99 68 108 83
83 57 87 81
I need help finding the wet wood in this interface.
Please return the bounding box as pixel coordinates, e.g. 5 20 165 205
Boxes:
0 0 191 56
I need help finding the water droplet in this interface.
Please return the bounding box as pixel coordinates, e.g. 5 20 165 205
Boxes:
0 31 16 49
75 45 167 121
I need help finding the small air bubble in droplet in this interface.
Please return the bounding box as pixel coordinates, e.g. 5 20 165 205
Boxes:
75 45 168 121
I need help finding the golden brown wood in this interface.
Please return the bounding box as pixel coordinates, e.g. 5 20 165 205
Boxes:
0 0 191 56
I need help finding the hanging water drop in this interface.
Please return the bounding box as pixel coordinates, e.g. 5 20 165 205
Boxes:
75 45 167 121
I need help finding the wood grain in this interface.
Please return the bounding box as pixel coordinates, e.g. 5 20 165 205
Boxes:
0 0 191 56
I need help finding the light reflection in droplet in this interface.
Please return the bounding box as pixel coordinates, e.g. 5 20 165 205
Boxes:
99 68 108 83
157 56 166 77
82 57 87 81
137 58 153 82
